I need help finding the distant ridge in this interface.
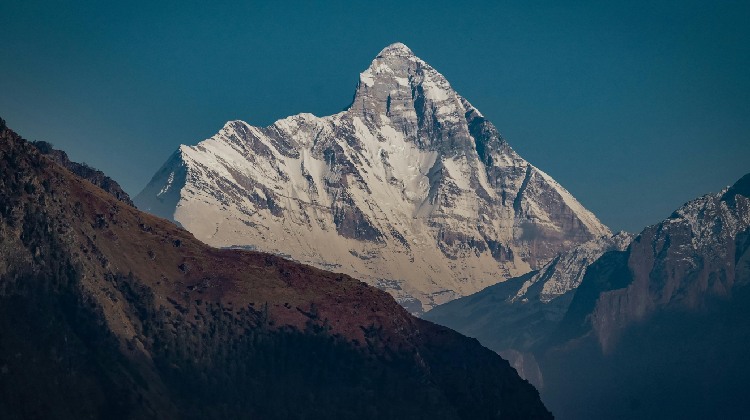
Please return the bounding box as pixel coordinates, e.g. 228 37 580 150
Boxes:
426 172 750 419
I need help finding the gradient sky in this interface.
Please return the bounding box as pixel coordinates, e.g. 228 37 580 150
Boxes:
1 0 748 232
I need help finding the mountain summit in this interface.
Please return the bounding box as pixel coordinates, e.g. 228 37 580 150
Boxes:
136 43 610 313
376 42 414 56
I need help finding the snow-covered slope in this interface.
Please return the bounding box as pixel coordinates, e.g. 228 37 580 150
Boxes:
424 232 632 355
136 43 610 313
512 231 633 304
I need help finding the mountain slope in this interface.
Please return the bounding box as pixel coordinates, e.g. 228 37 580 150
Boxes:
427 174 750 419
540 176 750 418
30 139 134 206
136 42 609 313
0 119 551 419
424 232 632 385
560 175 750 351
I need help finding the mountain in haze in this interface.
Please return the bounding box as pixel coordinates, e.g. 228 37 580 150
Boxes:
0 119 551 419
425 231 632 385
135 42 610 314
426 173 750 418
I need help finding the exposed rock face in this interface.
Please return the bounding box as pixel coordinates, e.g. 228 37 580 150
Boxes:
0 122 552 419
424 232 631 363
571 175 750 352
135 43 609 313
540 182 750 418
513 231 632 304
30 139 134 206
427 174 750 419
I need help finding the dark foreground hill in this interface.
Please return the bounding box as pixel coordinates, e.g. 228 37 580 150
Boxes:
29 139 134 206
0 118 551 419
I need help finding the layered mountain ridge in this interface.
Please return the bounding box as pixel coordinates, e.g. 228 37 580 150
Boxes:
0 119 552 418
568 174 750 352
426 173 750 418
136 43 609 313
425 231 632 371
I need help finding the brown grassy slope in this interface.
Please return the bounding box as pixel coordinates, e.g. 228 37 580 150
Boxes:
3 123 415 347
0 119 551 419
30 139 134 206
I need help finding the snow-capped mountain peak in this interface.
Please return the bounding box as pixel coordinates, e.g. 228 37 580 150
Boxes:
353 42 463 146
136 43 610 314
377 42 415 57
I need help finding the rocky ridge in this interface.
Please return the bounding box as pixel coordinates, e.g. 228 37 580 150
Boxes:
426 173 750 418
513 231 633 304
573 175 750 352
136 43 609 313
31 139 134 206
425 231 632 359
0 119 552 419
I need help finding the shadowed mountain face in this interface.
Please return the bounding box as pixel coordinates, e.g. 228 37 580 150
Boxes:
0 119 551 419
135 43 609 314
426 174 750 419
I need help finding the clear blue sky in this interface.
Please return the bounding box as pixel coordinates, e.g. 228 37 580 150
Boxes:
1 0 748 232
